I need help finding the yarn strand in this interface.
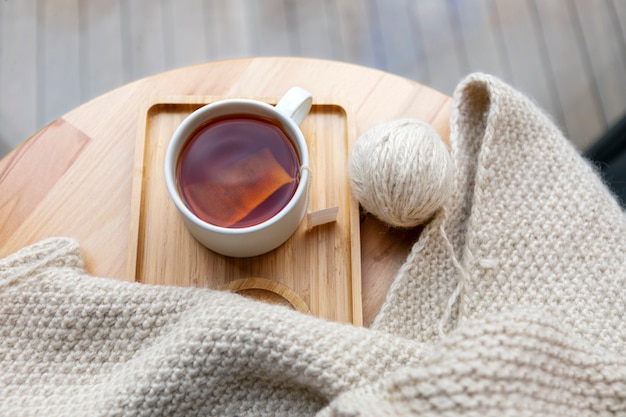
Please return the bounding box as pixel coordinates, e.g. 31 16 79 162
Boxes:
436 212 470 338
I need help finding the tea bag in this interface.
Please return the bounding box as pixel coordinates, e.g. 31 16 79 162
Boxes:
184 147 295 227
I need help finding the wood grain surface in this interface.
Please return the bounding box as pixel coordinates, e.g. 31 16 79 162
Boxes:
0 57 451 326
127 96 362 325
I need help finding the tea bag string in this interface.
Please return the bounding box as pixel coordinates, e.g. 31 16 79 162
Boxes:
300 164 313 196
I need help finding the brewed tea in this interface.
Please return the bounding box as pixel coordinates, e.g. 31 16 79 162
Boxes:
177 114 301 228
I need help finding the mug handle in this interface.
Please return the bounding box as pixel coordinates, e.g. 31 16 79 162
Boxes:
275 86 313 126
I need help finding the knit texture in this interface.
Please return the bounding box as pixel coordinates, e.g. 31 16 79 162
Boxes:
2 74 626 416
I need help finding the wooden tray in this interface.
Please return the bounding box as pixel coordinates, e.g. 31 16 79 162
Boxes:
126 96 362 325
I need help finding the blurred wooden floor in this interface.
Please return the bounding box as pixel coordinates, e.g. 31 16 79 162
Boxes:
1 0 625 157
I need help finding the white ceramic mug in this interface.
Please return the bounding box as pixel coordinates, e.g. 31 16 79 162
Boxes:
164 86 313 257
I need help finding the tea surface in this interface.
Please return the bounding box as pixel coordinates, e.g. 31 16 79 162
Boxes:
177 114 300 228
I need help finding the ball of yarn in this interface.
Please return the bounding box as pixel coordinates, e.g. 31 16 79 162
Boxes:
348 119 453 228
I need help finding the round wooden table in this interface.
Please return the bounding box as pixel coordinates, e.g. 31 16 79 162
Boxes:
0 57 450 326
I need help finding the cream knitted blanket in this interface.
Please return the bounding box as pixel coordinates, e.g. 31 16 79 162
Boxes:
2 74 626 416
